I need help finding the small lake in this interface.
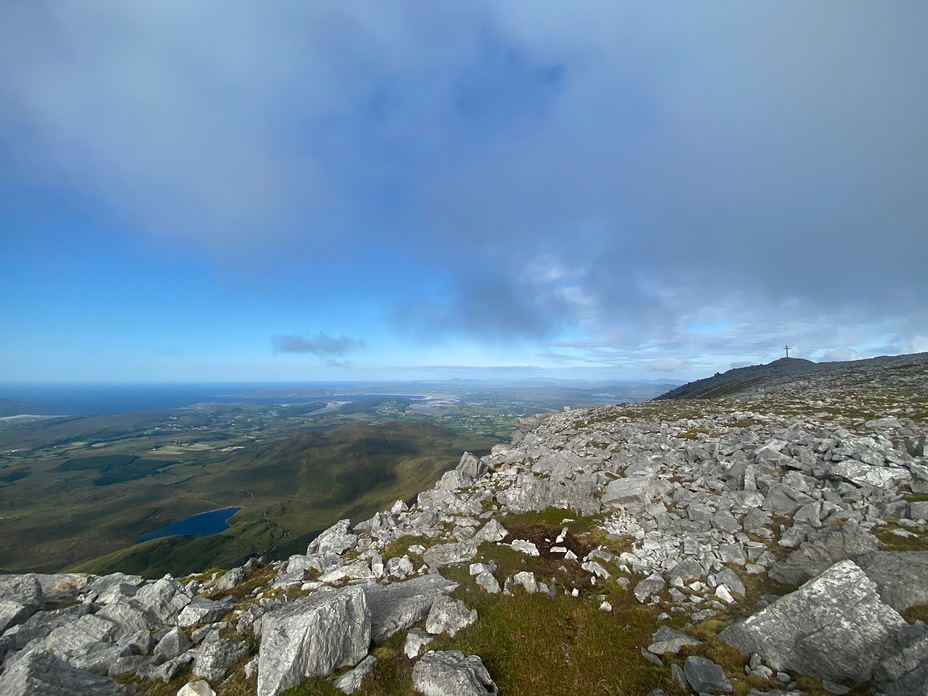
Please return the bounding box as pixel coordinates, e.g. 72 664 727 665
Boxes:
137 507 241 543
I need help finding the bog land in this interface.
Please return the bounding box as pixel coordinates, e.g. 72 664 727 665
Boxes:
0 381 672 577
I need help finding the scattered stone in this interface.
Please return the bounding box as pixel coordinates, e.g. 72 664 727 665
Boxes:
634 573 665 603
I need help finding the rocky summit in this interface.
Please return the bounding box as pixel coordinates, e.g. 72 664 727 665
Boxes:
1 353 927 695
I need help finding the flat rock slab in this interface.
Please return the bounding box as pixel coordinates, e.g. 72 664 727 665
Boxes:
257 586 370 696
363 575 457 643
412 650 498 696
720 560 906 683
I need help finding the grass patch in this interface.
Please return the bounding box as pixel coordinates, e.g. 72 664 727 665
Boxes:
902 604 928 624
429 591 667 695
875 526 928 552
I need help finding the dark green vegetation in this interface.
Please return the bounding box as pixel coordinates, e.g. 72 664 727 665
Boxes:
0 382 671 577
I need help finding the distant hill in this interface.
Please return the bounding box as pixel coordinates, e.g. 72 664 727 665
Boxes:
654 352 928 400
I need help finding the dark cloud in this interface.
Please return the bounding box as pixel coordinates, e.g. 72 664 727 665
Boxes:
272 333 366 357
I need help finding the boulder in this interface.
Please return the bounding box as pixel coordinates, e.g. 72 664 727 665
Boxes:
257 586 370 696
425 596 477 637
34 573 93 603
0 574 44 633
177 681 216 696
133 576 191 624
830 461 911 489
720 560 906 683
411 650 498 696
472 519 508 544
154 626 193 660
768 520 882 586
192 638 249 682
214 566 246 592
683 656 732 694
497 474 599 516
362 575 457 643
0 649 125 695
422 542 477 569
873 621 928 695
602 475 659 512
332 654 377 694
307 519 358 557
404 628 433 659
456 452 488 480
647 626 702 656
856 551 928 611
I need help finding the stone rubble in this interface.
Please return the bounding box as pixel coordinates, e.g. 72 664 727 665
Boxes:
0 355 926 694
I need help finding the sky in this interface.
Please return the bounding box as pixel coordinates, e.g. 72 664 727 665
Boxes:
1 2 927 383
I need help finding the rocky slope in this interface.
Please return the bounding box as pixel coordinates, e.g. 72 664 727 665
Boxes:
1 353 927 695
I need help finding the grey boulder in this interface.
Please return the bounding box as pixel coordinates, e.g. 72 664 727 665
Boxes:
412 650 498 696
363 574 457 643
0 650 125 695
425 596 477 637
257 586 370 696
720 560 906 683
0 574 44 633
683 656 732 694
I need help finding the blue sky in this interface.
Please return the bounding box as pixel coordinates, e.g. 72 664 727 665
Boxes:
2 2 927 383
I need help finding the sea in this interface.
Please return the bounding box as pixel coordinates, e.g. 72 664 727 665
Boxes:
0 382 420 417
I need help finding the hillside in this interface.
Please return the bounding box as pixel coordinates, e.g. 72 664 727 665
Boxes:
655 352 928 404
1 354 927 695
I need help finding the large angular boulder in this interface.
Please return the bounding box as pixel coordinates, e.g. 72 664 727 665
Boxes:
307 519 357 557
257 586 370 696
132 576 191 624
0 574 44 633
602 474 660 512
362 574 457 643
720 560 906 683
0 650 125 695
456 452 488 480
192 638 249 682
412 650 498 696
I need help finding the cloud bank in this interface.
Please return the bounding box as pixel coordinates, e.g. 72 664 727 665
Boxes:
2 2 926 379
